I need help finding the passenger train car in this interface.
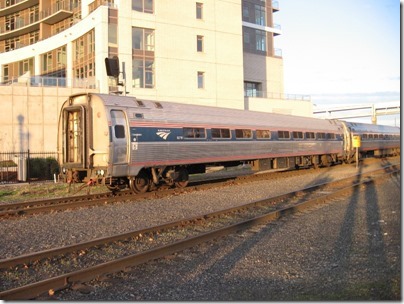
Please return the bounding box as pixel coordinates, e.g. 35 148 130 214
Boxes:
57 93 400 192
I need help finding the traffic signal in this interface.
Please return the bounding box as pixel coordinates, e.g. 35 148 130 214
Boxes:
105 56 120 77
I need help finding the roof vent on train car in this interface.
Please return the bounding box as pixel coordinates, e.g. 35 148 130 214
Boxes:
154 102 163 109
135 99 145 107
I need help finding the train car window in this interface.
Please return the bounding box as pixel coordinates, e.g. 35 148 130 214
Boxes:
183 127 206 139
368 134 374 139
374 134 379 139
362 134 368 140
327 133 336 140
235 129 252 139
292 131 303 139
257 129 271 139
278 130 290 139
305 132 315 139
317 132 326 139
134 113 144 119
211 128 231 139
115 125 126 139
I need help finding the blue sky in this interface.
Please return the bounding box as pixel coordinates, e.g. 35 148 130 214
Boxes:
274 0 400 125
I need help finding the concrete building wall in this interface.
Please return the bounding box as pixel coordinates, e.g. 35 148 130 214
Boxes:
246 97 313 117
0 85 98 152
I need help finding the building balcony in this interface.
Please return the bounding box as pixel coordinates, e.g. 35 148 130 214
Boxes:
0 0 39 17
1 75 99 89
244 92 313 117
244 91 311 102
272 1 279 12
0 2 77 40
242 21 282 36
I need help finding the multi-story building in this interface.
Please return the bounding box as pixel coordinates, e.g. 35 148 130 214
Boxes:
0 0 312 152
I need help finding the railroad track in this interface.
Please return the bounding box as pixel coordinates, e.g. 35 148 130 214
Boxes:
0 164 399 300
0 157 397 218
0 165 327 218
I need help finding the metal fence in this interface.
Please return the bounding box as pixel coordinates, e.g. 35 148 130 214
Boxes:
0 151 59 184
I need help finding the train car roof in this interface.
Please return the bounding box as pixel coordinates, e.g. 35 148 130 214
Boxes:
343 121 400 134
87 93 343 132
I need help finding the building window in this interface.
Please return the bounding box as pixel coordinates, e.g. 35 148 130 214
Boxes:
243 31 250 44
244 82 261 97
43 52 53 73
41 46 67 78
73 30 95 86
133 59 154 88
132 27 154 51
255 30 266 52
197 35 204 52
242 4 249 19
132 27 155 88
197 71 204 88
132 0 153 13
196 2 203 19
29 31 39 45
2 58 34 82
254 4 266 26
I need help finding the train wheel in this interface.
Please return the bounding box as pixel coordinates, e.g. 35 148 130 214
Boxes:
321 155 332 167
129 171 150 193
106 184 123 193
311 156 319 169
175 167 189 188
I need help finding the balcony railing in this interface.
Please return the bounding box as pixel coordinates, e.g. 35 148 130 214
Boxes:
272 1 279 11
245 91 311 101
274 48 282 57
0 1 80 35
0 75 99 89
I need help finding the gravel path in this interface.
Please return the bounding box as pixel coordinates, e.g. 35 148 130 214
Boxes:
54 166 400 301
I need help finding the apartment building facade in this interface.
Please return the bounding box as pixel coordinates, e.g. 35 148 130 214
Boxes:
0 0 312 151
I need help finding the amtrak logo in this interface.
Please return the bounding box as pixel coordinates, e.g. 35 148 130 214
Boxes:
157 130 171 140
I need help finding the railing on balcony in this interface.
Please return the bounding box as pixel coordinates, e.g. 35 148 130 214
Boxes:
0 75 99 89
0 1 80 34
274 48 282 57
0 0 32 10
244 91 311 101
272 1 279 11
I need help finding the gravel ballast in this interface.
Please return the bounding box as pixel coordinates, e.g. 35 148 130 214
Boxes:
56 169 400 301
0 157 401 300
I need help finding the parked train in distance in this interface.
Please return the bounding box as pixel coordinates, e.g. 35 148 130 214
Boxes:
57 93 400 193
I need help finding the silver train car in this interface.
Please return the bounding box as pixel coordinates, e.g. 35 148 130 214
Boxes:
57 93 400 192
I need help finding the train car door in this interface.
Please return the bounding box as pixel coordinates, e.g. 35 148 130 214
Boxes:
63 106 86 168
110 110 129 167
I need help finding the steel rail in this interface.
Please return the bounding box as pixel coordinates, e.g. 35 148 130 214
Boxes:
0 157 398 218
0 166 399 300
0 166 314 217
